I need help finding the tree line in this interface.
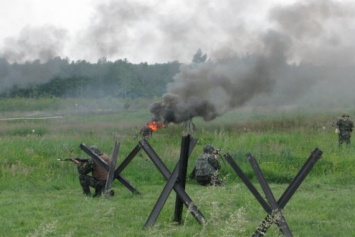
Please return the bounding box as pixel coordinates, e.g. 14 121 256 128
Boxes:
3 48 352 109
0 57 181 99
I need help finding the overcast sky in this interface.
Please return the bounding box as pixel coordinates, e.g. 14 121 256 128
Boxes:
1 0 355 118
1 0 355 65
0 0 292 63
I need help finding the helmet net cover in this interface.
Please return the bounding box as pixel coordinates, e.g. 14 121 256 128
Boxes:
90 145 102 155
203 144 215 153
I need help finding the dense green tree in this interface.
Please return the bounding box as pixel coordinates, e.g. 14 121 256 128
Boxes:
0 57 181 99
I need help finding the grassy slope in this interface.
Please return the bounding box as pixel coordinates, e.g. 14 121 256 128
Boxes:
0 100 354 236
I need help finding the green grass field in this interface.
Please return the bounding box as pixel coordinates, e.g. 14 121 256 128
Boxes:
1 98 354 237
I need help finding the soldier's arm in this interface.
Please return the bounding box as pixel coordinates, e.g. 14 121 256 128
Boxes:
77 159 95 175
208 156 221 170
335 120 341 127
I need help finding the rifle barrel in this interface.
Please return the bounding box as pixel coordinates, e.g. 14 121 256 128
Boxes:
57 158 89 162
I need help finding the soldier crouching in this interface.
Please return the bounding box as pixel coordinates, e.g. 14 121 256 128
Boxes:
73 145 114 197
194 144 224 186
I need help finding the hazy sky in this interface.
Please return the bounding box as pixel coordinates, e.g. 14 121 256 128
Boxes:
2 0 355 65
1 0 355 118
0 0 307 63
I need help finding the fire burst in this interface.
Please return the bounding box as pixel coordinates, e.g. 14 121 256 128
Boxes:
140 120 166 138
146 120 165 131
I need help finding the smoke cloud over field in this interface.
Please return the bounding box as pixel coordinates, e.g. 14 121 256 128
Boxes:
149 0 355 123
150 31 288 123
1 26 67 63
1 0 355 120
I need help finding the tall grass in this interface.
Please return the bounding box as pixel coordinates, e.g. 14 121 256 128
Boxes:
0 98 354 236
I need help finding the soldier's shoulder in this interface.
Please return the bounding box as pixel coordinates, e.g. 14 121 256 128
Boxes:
101 153 111 161
198 153 210 159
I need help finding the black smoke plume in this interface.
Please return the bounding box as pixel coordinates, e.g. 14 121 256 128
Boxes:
150 31 289 124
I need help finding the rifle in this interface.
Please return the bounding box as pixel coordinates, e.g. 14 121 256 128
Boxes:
332 122 338 128
213 149 221 155
57 158 89 162
213 149 227 168
331 122 340 134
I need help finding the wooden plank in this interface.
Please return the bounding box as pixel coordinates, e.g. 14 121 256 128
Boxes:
104 141 120 198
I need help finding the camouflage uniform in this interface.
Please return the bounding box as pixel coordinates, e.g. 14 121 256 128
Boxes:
78 151 111 197
336 114 354 146
195 145 223 186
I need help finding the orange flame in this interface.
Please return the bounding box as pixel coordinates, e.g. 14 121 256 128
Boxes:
146 120 165 131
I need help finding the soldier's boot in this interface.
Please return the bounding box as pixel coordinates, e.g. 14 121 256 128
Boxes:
107 189 114 196
83 188 91 196
93 183 105 198
103 189 115 197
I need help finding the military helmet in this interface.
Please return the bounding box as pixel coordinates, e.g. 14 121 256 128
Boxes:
90 145 102 155
342 114 350 118
203 144 215 153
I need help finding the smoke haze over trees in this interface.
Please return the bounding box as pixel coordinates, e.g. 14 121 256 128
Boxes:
0 57 180 99
1 0 355 122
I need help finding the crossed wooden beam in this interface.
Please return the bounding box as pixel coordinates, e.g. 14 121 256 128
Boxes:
80 142 142 195
80 140 322 235
224 148 323 237
139 135 206 228
80 135 205 228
